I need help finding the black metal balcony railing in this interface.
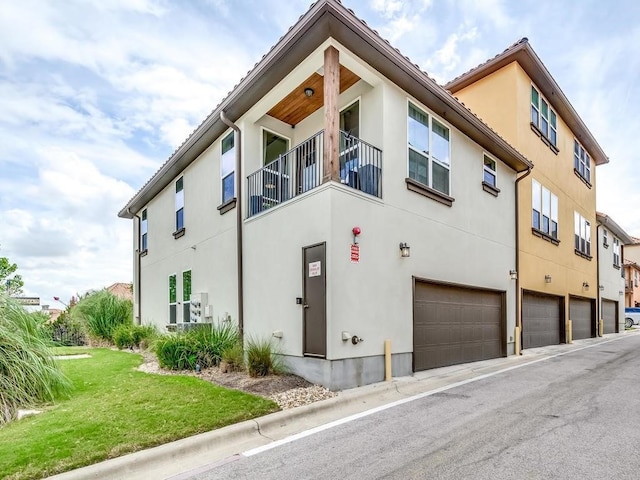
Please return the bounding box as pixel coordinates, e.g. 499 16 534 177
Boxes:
247 130 382 217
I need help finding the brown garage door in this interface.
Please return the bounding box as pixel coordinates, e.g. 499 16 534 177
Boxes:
602 299 618 334
522 292 562 348
570 297 594 340
413 281 505 371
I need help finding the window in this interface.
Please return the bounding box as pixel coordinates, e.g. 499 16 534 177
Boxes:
573 140 591 184
182 270 191 323
574 212 591 257
531 86 557 147
221 132 235 203
140 209 148 252
175 177 184 231
613 237 620 267
532 179 558 240
408 102 451 195
603 229 608 247
483 154 497 187
168 274 177 324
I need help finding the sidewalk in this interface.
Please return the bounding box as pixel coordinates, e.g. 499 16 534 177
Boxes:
48 332 636 480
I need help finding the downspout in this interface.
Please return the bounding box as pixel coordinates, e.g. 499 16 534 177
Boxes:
596 223 601 336
220 111 243 341
127 207 142 325
515 167 532 354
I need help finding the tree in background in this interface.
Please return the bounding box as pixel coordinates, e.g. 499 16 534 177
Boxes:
0 246 24 296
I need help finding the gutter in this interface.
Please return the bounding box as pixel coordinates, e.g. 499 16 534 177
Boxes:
596 223 601 336
515 167 532 353
220 111 244 341
127 207 142 325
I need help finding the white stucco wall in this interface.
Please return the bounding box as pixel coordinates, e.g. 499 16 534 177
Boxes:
133 39 518 362
597 226 625 330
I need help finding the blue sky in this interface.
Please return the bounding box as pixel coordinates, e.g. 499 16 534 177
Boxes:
0 0 638 305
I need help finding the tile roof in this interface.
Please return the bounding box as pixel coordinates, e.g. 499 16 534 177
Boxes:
119 0 532 218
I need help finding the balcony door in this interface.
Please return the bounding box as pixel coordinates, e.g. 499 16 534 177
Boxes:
339 100 360 187
262 129 290 206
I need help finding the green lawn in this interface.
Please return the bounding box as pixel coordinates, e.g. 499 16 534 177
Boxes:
0 347 278 480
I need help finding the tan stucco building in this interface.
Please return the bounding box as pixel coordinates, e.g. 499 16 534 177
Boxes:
447 39 609 349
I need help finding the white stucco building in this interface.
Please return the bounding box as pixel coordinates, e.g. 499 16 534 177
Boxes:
595 212 633 333
118 0 533 389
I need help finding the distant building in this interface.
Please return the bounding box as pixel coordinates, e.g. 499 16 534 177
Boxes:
106 283 133 302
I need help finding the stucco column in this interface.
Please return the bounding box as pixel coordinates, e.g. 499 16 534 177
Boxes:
323 46 340 183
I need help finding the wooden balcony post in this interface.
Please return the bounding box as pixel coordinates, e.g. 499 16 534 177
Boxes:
323 46 340 183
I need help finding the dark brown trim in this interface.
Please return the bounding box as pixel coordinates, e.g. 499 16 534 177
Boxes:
217 197 237 215
482 181 500 197
573 168 592 189
530 122 559 155
173 228 186 239
405 177 454 207
515 167 532 348
531 227 560 245
574 249 593 261
139 249 148 257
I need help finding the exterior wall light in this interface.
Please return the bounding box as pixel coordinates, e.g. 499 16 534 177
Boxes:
599 285 605 291
304 87 314 97
620 290 624 296
582 282 590 291
509 269 518 280
545 275 552 283
399 242 410 258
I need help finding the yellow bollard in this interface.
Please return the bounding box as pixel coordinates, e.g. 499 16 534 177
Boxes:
384 339 392 381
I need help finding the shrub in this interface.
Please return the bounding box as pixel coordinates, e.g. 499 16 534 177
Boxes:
153 322 239 370
246 336 285 377
189 322 239 368
113 324 157 350
0 296 71 424
72 290 132 341
221 341 245 372
153 334 198 370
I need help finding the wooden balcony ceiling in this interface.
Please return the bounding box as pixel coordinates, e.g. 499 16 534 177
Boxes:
267 65 360 126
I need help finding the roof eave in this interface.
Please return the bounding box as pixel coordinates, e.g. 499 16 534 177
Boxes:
119 0 532 219
596 212 635 245
445 40 609 167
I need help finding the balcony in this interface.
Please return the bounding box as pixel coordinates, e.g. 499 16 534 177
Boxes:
247 130 382 217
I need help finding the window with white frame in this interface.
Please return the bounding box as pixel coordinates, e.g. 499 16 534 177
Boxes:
221 132 235 204
182 270 191 323
175 177 184 231
141 209 148 252
574 212 591 257
613 237 620 267
573 140 591 184
483 154 497 188
532 179 558 239
531 86 557 147
408 102 451 195
169 274 177 324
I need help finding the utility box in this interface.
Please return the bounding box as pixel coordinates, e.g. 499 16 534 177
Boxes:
189 293 208 323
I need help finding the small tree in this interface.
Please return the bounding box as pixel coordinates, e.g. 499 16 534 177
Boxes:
0 246 24 296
